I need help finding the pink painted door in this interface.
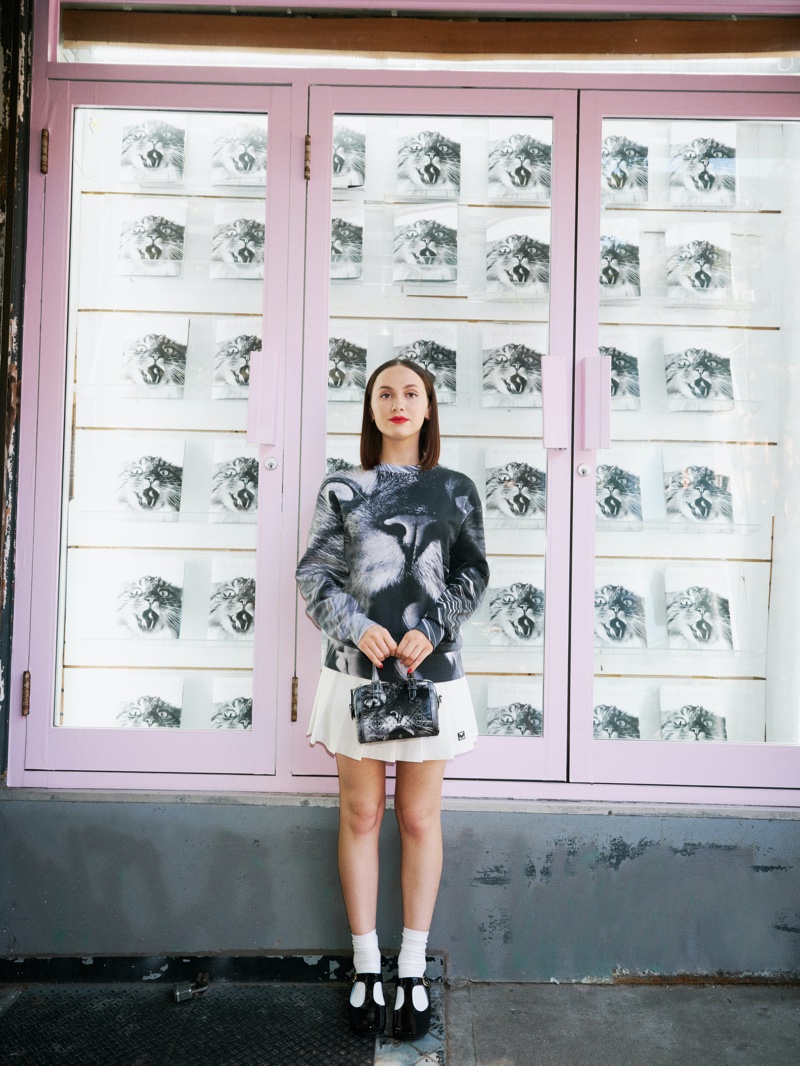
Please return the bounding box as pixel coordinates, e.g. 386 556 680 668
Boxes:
293 86 578 780
15 81 294 776
570 90 800 789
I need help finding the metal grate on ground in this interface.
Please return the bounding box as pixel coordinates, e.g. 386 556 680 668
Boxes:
0 955 446 1066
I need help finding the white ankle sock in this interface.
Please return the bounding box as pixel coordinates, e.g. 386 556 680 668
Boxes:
352 929 381 975
397 926 429 979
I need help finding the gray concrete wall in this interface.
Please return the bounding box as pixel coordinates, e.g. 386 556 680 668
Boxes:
1 792 798 981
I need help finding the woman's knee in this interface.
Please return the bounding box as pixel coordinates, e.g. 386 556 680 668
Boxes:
394 799 441 842
340 793 385 837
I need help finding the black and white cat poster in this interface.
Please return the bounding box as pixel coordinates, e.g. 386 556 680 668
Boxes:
212 676 253 730
664 566 733 651
325 436 360 474
486 215 550 296
211 117 268 186
661 681 765 743
600 120 650 204
211 201 265 279
482 324 546 408
396 117 461 198
65 550 185 644
116 197 187 277
594 563 648 649
213 318 260 399
663 329 735 410
598 329 640 411
392 321 457 403
599 220 640 299
485 680 543 736
332 117 366 189
666 222 733 299
394 204 458 283
120 114 186 184
121 317 188 394
484 561 545 647
592 681 654 739
485 445 547 522
487 118 552 203
670 121 736 206
328 319 368 401
595 448 643 525
73 430 185 524
210 440 259 524
662 449 734 526
659 686 728 742
208 558 256 641
62 670 184 729
332 201 364 280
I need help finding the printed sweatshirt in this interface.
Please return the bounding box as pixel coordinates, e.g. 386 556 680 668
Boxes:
296 464 489 682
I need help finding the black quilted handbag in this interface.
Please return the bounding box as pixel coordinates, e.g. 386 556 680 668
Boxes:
350 667 440 744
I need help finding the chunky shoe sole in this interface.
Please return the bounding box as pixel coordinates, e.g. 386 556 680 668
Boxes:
349 972 386 1036
392 975 431 1041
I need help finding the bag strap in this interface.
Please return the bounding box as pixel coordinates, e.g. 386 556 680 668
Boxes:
370 663 418 693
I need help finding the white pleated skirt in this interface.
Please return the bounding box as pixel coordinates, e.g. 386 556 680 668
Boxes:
307 666 479 763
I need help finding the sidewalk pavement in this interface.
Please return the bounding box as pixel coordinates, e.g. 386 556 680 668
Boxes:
446 982 800 1066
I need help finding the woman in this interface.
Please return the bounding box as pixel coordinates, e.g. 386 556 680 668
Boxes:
296 358 489 1040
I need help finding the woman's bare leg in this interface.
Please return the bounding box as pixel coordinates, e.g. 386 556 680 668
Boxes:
336 754 387 935
393 760 447 930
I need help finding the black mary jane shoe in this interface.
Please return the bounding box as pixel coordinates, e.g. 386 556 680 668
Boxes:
348 972 386 1036
392 976 431 1041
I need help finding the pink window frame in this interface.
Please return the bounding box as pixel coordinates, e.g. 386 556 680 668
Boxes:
7 0 800 803
569 89 800 791
292 85 577 783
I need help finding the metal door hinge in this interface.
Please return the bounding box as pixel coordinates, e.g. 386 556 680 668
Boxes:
304 134 311 181
21 671 31 716
40 129 49 174
291 675 298 721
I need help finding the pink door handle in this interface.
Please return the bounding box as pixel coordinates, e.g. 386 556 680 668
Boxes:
541 356 571 450
580 355 611 451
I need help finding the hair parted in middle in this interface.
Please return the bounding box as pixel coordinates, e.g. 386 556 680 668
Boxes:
360 357 441 471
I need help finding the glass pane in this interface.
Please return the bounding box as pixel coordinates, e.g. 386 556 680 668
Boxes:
57 108 268 731
592 117 798 746
326 114 553 738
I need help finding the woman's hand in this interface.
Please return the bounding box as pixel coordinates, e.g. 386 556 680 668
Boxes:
358 625 398 669
395 630 434 673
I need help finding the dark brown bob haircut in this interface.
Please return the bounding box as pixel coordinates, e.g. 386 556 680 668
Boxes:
360 357 441 471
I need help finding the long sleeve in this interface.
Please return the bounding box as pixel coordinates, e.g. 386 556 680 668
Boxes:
295 481 374 648
414 487 489 649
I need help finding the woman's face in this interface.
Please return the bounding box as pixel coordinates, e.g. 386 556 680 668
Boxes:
369 364 431 445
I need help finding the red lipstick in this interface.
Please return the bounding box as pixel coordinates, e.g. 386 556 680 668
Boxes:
389 416 409 423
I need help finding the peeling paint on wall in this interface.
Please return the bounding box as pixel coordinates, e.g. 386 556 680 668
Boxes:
0 0 33 775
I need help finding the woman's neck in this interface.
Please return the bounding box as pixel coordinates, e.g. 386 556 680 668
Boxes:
379 437 422 467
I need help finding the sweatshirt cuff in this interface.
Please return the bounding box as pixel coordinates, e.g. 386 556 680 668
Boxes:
415 618 445 648
349 614 376 648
